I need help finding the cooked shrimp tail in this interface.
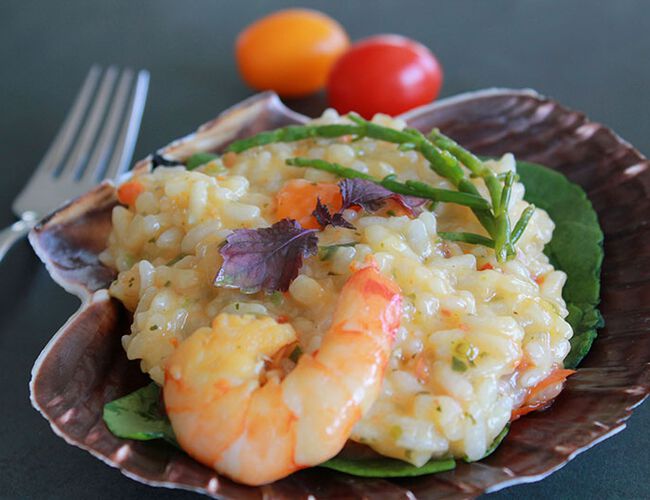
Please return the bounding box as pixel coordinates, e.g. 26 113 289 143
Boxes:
164 263 402 485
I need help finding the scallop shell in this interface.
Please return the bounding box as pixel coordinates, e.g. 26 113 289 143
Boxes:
29 89 650 498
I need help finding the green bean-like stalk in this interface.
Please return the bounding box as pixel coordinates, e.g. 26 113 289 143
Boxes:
429 129 503 209
511 205 536 245
438 232 496 248
285 158 491 210
427 129 536 258
226 116 535 261
492 171 515 261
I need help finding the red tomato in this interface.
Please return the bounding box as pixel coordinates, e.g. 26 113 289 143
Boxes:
327 35 443 118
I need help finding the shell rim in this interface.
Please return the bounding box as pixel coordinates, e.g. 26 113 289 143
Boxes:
28 88 650 498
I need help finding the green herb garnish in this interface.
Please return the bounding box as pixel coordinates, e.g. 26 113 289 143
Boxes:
270 291 284 306
227 115 535 262
286 157 491 211
186 152 218 170
166 253 188 266
318 242 357 261
451 356 468 372
438 232 495 248
289 346 303 363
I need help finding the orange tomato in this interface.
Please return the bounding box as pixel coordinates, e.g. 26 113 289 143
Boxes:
275 179 342 229
236 9 349 97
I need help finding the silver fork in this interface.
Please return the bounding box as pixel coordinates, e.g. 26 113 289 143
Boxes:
0 65 149 262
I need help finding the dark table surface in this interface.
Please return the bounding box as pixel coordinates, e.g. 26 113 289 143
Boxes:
2 1 649 498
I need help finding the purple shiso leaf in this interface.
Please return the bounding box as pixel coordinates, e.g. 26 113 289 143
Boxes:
339 178 393 212
215 219 318 294
312 198 356 230
398 195 428 215
339 178 427 215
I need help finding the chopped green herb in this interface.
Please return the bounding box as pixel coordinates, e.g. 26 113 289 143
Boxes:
149 325 159 331
289 345 303 363
164 280 172 287
166 254 187 266
451 356 468 372
269 291 284 306
386 209 396 216
123 254 135 268
318 242 357 261
454 341 479 366
389 425 403 440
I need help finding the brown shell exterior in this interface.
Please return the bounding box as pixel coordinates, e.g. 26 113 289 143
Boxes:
29 89 650 498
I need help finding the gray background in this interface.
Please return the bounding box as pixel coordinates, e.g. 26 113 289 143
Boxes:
1 0 649 498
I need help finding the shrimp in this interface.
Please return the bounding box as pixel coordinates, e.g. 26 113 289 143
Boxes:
163 263 402 485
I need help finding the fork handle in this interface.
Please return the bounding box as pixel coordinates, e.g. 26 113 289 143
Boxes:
0 219 34 262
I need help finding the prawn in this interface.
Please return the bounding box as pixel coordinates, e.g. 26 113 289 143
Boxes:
163 263 402 485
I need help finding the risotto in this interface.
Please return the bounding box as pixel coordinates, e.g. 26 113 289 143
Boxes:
100 110 572 468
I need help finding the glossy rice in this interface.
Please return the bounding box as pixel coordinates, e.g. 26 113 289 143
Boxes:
100 110 573 466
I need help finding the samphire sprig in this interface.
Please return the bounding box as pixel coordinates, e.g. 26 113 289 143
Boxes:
226 114 534 261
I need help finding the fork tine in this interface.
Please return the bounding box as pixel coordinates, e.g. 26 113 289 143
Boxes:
34 65 102 177
81 68 135 185
104 69 150 180
58 66 118 180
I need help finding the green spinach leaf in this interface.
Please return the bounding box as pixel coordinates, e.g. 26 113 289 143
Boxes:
103 383 177 446
321 455 455 477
